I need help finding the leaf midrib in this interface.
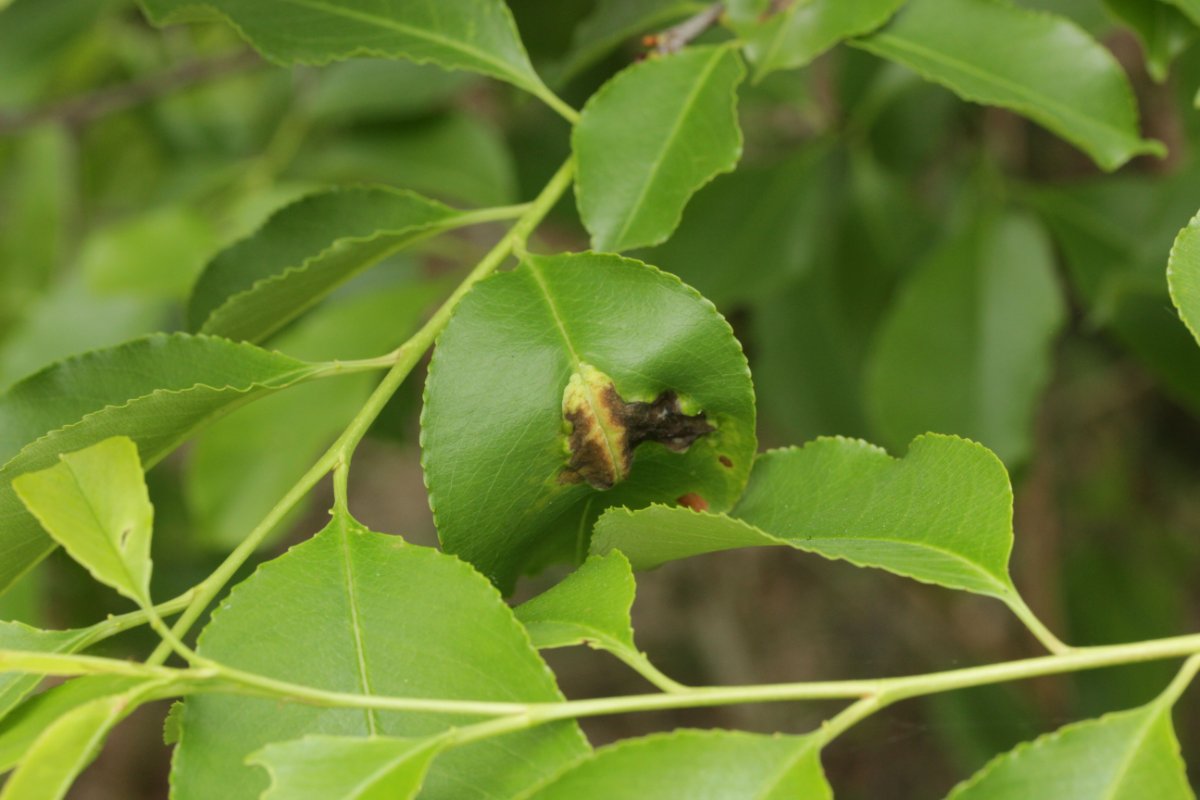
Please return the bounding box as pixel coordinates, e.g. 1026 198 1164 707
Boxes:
336 516 379 735
605 46 730 248
860 30 1140 150
526 261 626 484
278 0 537 90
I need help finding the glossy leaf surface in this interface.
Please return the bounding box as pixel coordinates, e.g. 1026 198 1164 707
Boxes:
421 253 755 592
138 0 549 99
594 434 1019 599
574 45 745 252
0 335 321 594
187 187 462 342
866 213 1064 466
516 552 639 653
14 437 153 605
523 729 832 799
854 0 1163 170
1167 209 1200 347
946 662 1196 800
249 735 446 800
737 0 906 78
171 512 588 799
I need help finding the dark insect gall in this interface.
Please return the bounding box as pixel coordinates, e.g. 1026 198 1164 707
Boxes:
560 364 713 490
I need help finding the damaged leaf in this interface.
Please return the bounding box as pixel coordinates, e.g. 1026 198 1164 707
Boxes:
561 363 713 490
421 253 755 592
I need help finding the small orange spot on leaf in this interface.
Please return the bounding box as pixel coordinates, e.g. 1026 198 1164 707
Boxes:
676 493 708 512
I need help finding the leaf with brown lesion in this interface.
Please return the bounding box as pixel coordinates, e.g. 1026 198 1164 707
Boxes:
560 363 713 490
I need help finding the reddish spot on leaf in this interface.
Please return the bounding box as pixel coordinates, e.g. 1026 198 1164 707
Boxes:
718 455 733 468
676 493 709 512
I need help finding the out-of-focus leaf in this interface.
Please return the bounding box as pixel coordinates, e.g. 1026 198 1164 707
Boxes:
187 187 471 343
0 277 163 392
524 729 832 799
1103 0 1196 81
421 253 755 592
170 511 589 799
80 207 218 300
573 45 745 252
645 144 830 309
249 735 447 800
0 335 324 594
1162 0 1200 25
0 127 72 328
293 114 518 207
186 278 446 550
736 0 906 79
1031 170 1200 410
14 438 154 606
594 434 1021 600
555 0 704 83
307 61 471 124
137 0 554 103
866 213 1065 466
854 0 1163 170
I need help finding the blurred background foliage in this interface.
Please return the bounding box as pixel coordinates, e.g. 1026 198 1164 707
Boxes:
2 0 1200 796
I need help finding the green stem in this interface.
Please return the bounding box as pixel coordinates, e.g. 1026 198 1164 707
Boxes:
145 157 576 667
13 627 1200 748
75 589 196 649
608 647 689 693
1005 593 1071 655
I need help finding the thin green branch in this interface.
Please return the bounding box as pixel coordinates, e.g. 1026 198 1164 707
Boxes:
11 627 1200 750
145 157 576 667
1004 593 1071 654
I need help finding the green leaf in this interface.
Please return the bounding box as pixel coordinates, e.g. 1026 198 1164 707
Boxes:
1102 0 1195 82
1031 170 1200 412
1162 0 1200 25
0 676 142 772
0 681 160 800
137 0 551 102
187 187 468 343
170 512 589 799
1167 209 1200 347
80 206 218 300
293 114 518 208
186 279 445 551
0 623 94 723
555 0 704 83
853 0 1164 170
573 45 746 252
945 660 1198 799
12 438 153 606
516 552 639 653
308 61 472 125
865 213 1065 466
421 252 756 592
249 735 447 800
523 729 832 799
0 334 323 594
738 0 906 79
594 434 1019 599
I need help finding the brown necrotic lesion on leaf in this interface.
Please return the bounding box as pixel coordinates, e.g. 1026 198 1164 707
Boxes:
560 363 714 490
